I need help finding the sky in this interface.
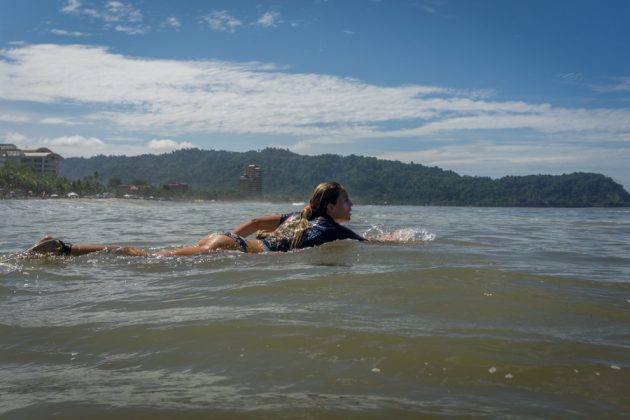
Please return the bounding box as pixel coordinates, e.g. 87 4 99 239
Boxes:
1 0 630 190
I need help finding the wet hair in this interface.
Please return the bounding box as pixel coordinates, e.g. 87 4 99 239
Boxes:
257 181 345 250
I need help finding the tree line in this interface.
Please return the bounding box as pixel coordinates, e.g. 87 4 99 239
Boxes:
1 164 104 197
16 147 626 206
0 164 227 200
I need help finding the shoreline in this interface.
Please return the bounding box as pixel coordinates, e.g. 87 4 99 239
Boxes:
2 194 630 208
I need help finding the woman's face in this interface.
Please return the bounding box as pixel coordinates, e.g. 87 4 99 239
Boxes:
326 190 353 223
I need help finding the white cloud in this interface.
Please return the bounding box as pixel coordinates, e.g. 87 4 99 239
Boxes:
378 141 630 182
419 0 447 14
61 0 81 14
4 131 28 144
0 131 160 158
557 72 583 82
200 10 242 32
383 107 630 139
50 28 89 37
2 44 630 153
39 117 77 125
147 139 196 151
380 143 580 168
0 113 29 123
113 24 145 35
41 135 104 148
163 17 181 30
60 0 146 35
257 11 281 28
593 77 630 93
105 1 143 23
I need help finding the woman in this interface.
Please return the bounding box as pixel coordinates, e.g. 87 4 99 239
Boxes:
23 181 365 257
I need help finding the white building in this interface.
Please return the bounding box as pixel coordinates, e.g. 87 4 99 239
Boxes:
0 144 64 176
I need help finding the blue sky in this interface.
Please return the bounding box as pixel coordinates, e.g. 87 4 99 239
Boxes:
2 0 630 189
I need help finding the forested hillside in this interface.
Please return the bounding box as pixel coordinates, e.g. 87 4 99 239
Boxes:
59 148 630 206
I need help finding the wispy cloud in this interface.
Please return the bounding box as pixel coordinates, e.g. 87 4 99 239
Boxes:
418 0 448 14
41 135 104 148
60 0 147 35
50 28 90 37
592 76 630 93
105 1 142 22
557 72 583 82
39 117 78 125
0 113 29 123
257 11 281 28
162 16 181 30
380 142 583 168
2 44 630 154
61 0 81 14
147 139 196 151
200 10 242 32
378 141 630 180
1 131 172 158
4 133 105 157
4 131 28 144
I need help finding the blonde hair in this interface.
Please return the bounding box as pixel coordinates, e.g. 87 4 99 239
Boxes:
257 181 345 250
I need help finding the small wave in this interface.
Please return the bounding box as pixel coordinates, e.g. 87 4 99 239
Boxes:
0 255 24 274
363 225 436 243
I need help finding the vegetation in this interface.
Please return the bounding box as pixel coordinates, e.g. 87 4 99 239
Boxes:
54 148 630 207
3 149 628 206
0 164 233 200
0 164 105 197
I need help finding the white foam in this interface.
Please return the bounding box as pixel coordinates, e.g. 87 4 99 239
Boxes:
363 225 436 243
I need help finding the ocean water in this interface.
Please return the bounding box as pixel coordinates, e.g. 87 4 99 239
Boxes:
1 199 629 418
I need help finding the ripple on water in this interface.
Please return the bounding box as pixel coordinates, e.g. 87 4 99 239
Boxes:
2 202 630 417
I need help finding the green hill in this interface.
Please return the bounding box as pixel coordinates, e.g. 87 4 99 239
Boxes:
59 148 630 207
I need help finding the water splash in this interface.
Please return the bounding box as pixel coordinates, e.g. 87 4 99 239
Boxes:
362 225 436 243
0 254 23 274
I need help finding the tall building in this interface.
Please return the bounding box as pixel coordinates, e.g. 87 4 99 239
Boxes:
239 164 262 197
0 144 64 176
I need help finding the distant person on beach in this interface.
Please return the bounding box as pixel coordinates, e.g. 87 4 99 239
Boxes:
23 181 366 257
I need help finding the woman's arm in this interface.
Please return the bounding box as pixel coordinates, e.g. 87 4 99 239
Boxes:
230 214 284 237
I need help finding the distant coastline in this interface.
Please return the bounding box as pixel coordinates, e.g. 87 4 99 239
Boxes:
3 148 629 207
59 148 630 207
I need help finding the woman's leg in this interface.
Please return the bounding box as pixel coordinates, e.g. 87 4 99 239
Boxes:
155 234 248 256
154 234 265 256
74 244 149 256
153 245 209 256
23 233 265 257
245 239 265 253
24 236 149 257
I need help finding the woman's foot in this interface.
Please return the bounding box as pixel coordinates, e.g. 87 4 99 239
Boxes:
23 236 65 255
37 235 55 244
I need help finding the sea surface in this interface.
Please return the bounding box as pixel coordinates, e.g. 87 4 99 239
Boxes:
1 199 629 418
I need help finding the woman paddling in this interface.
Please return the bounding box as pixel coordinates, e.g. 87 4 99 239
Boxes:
23 181 365 257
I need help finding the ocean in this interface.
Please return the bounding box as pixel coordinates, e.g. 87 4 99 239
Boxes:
1 199 629 418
